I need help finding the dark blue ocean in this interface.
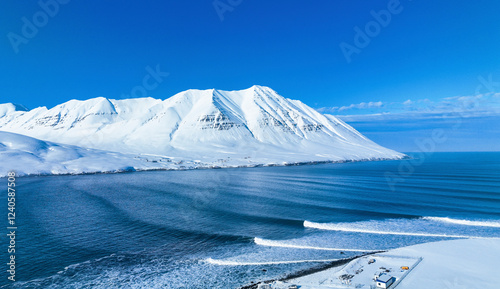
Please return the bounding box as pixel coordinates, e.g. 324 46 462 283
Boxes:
2 152 500 288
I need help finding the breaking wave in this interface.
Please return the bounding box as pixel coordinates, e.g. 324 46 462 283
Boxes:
205 257 339 266
303 220 485 239
254 237 380 252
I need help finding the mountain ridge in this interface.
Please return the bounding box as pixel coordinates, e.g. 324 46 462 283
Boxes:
0 86 405 169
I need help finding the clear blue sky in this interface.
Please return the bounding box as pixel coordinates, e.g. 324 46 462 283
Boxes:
3 0 499 108
2 0 500 151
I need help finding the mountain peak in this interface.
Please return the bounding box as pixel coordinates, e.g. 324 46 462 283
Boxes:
0 86 404 162
0 103 28 117
250 84 273 91
0 103 28 110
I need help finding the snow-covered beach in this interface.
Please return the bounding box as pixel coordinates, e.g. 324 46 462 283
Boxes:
250 238 500 289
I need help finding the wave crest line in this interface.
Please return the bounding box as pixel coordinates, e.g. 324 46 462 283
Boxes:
304 221 485 239
205 257 340 266
254 237 379 252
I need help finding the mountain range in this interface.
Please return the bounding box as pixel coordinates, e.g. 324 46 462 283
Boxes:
0 86 405 176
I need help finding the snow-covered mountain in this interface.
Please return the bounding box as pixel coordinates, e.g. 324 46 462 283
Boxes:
0 86 405 176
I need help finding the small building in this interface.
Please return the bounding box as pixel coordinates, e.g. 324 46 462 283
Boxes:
375 274 395 288
373 271 383 281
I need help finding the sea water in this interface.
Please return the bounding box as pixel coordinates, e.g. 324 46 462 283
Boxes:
2 152 499 288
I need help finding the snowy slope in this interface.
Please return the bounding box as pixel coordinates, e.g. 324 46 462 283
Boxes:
0 131 259 177
0 86 405 176
0 131 178 177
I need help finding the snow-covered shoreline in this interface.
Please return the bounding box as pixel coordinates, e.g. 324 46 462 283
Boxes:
250 238 500 289
0 131 406 178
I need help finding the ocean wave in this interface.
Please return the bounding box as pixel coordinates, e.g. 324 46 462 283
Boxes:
423 216 500 228
303 220 484 239
254 237 379 252
204 257 340 266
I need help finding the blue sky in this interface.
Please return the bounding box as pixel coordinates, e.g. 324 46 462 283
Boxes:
2 0 500 151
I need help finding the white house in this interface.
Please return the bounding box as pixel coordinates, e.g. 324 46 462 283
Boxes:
375 274 395 288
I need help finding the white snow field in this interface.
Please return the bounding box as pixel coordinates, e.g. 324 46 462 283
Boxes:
267 238 500 289
0 86 405 177
0 131 192 177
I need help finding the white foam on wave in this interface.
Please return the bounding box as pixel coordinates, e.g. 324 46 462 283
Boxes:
304 221 485 239
423 217 500 228
205 257 340 266
254 237 380 252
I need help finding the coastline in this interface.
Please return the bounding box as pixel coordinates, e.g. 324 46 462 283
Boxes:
239 251 385 289
1 155 409 178
244 238 500 289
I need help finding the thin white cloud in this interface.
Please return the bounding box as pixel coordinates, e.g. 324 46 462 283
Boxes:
318 92 500 121
319 101 384 113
